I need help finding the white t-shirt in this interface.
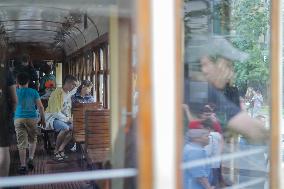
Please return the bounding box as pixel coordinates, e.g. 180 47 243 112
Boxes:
61 91 71 118
205 131 222 168
61 88 77 118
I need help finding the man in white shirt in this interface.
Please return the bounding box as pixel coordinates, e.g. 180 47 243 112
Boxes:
45 75 78 161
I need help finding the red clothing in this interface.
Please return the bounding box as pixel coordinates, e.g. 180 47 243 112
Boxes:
188 120 222 133
212 121 222 133
188 120 203 129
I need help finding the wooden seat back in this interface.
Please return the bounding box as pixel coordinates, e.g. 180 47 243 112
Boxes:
72 103 99 143
85 109 111 164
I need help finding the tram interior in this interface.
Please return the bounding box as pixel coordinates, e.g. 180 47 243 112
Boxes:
0 1 137 189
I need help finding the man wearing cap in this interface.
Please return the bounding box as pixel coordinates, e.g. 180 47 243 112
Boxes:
185 36 268 143
183 129 214 189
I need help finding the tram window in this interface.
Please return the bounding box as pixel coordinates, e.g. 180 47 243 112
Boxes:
106 74 110 109
93 51 96 71
0 1 141 188
93 76 97 101
99 74 104 104
95 50 100 71
100 48 104 71
76 60 79 79
182 0 270 189
86 56 91 78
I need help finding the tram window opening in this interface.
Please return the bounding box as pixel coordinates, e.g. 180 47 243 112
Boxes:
93 51 96 71
100 48 104 71
99 74 104 104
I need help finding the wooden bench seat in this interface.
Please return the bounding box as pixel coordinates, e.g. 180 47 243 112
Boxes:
85 109 110 165
72 103 99 143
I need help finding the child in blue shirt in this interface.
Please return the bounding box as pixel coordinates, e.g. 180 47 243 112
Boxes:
183 129 214 189
14 72 46 174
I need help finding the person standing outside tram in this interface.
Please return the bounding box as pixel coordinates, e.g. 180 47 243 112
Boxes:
183 129 215 189
245 87 254 113
0 67 17 177
251 90 263 118
186 36 268 143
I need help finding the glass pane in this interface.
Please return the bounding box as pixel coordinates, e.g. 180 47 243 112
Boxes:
100 48 104 70
99 74 104 104
93 51 96 71
0 1 138 189
107 75 110 109
93 75 96 102
183 0 270 188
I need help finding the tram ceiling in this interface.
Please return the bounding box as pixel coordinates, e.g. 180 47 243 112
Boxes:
7 39 68 53
1 22 80 50
7 35 65 47
0 4 107 54
0 20 87 44
4 28 79 48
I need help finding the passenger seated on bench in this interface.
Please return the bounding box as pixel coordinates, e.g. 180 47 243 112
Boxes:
45 75 78 161
71 80 95 104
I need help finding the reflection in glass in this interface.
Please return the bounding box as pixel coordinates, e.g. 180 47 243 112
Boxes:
183 0 270 188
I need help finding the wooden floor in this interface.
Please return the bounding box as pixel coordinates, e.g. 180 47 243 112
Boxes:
9 135 94 189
